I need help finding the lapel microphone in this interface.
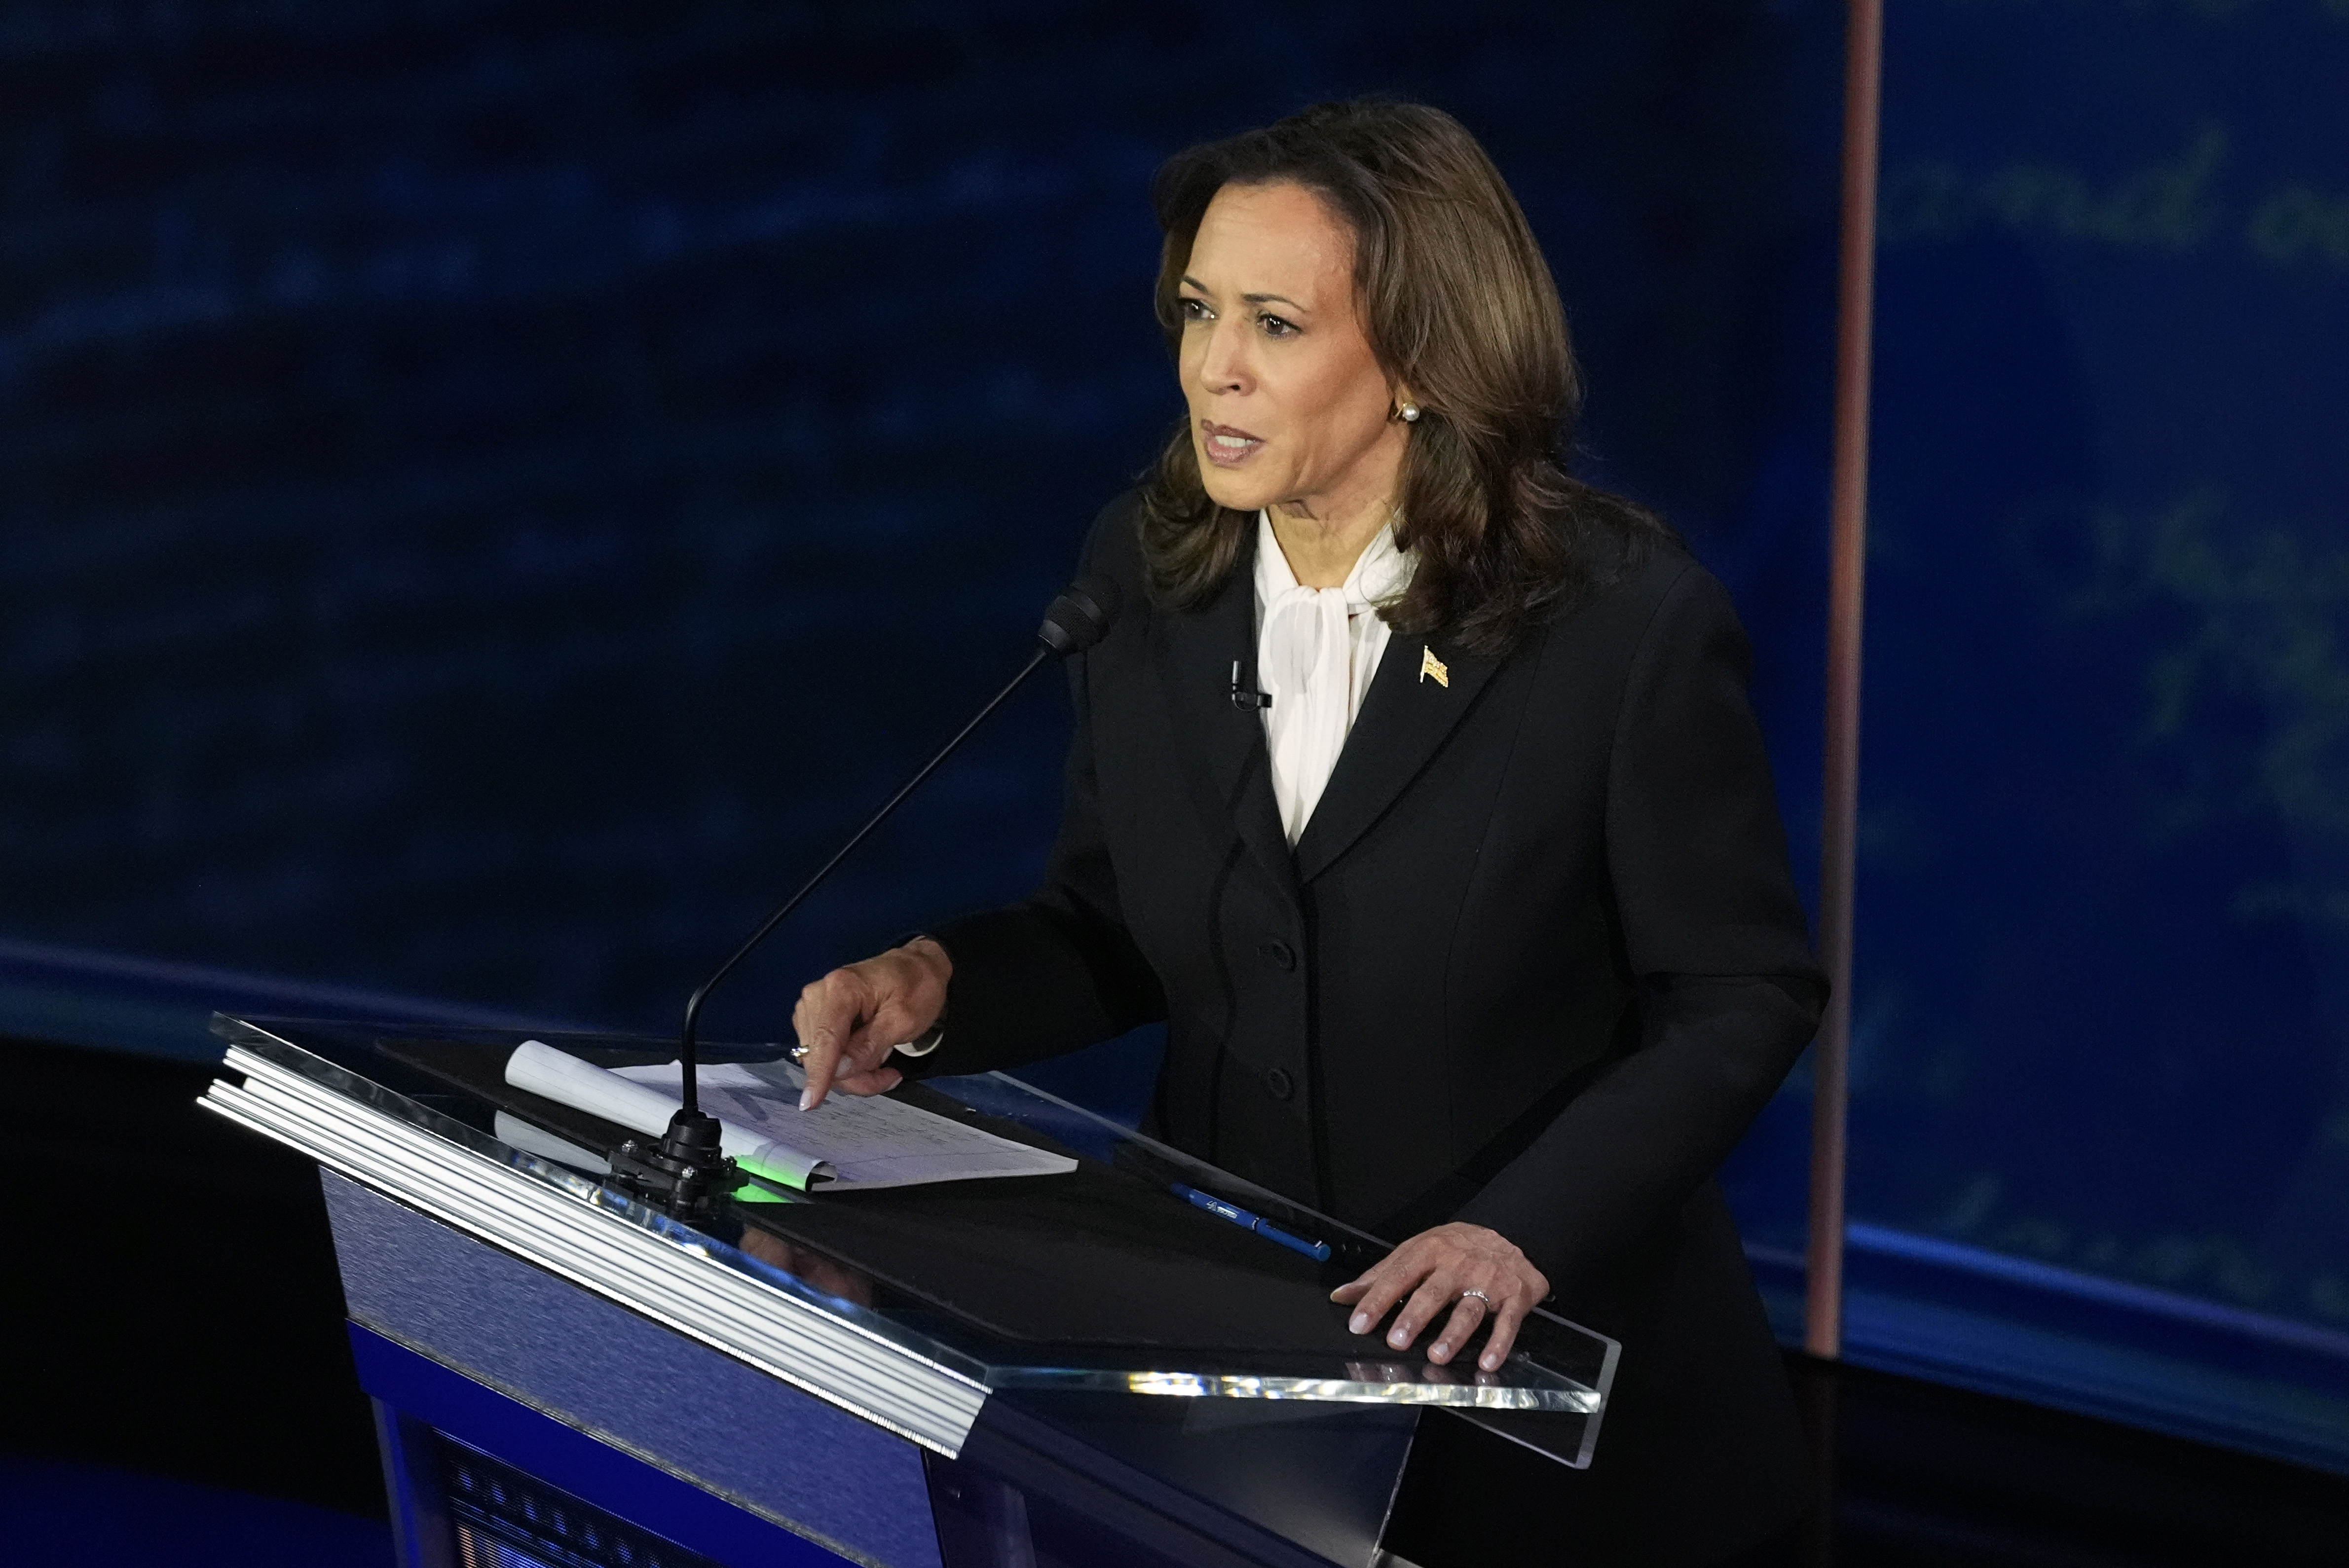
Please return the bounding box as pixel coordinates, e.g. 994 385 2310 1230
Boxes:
611 574 1123 1220
1230 660 1273 711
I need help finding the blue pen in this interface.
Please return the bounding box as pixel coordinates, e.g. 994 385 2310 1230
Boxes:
1172 1182 1333 1262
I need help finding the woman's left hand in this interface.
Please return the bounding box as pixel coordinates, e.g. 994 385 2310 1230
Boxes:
1329 1222 1550 1372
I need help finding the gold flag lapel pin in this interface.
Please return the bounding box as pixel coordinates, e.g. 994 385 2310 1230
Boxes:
1419 645 1450 688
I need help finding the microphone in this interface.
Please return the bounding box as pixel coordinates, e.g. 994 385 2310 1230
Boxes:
609 574 1123 1218
1229 659 1272 711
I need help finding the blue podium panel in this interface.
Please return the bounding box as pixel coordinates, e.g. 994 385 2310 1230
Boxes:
360 1334 859 1568
326 1171 938 1568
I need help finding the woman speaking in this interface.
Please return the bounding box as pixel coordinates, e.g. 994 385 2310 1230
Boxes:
792 100 1823 1566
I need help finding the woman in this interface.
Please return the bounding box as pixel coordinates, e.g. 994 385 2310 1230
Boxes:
792 100 1822 1566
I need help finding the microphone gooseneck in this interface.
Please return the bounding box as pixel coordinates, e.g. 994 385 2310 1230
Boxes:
612 575 1121 1220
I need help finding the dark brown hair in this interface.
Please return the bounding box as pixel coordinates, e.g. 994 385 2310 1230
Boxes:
1139 98 1670 654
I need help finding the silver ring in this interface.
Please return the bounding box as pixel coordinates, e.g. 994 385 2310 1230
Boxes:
788 1042 811 1065
1460 1289 1493 1306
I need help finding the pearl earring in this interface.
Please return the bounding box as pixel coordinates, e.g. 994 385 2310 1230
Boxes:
1399 402 1421 423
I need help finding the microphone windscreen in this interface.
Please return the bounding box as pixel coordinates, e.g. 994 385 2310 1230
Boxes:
1037 574 1122 656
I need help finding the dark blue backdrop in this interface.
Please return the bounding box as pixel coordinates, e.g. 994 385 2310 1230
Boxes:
1807 0 2349 1469
0 0 1839 1039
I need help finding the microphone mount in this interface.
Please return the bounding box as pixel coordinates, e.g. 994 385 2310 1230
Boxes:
611 575 1122 1220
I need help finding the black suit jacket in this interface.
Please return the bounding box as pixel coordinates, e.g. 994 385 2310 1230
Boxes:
921 494 1824 1564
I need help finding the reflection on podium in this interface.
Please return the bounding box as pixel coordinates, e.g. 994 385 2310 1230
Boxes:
200 1015 1617 1567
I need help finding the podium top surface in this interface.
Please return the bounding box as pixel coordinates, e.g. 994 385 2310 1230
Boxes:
200 1014 1616 1459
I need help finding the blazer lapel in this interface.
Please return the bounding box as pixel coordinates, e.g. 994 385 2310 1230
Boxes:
1150 538 1300 908
1292 630 1503 884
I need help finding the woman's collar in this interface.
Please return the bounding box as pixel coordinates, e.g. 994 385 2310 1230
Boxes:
1254 509 1414 605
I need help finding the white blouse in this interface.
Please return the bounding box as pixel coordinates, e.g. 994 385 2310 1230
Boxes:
1252 511 1415 844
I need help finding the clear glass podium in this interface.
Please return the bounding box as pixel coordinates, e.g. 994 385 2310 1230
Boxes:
201 1014 1618 1568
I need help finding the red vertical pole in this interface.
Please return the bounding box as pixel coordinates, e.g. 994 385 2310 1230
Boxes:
1805 0 1885 1362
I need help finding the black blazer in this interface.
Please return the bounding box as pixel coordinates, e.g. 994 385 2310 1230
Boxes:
921 494 1824 1565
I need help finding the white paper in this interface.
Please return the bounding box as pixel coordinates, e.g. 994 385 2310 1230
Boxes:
619 1057 1078 1190
503 1039 1075 1190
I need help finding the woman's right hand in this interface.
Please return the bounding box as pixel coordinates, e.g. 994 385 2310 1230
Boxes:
790 937 952 1109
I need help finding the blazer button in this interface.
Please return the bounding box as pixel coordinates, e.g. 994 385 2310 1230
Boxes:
1265 1068 1295 1101
1260 939 1297 971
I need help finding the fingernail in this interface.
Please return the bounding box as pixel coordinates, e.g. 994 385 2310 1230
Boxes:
1432 1343 1450 1359
799 1090 815 1110
1387 1329 1409 1349
1349 1313 1369 1335
1480 1353 1499 1371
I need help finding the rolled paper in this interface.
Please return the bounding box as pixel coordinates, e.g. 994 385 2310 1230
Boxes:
505 1039 823 1188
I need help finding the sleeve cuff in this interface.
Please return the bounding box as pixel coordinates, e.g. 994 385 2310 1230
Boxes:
893 1020 946 1058
891 933 944 1057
